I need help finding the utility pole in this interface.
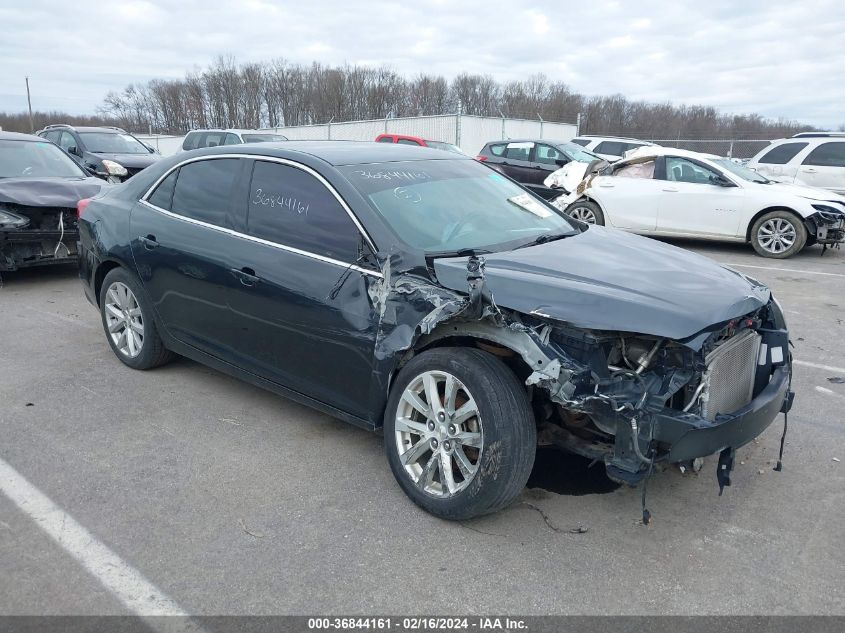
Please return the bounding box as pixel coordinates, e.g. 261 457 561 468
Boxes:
25 77 34 133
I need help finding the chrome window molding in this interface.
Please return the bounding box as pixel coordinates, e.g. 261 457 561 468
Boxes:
138 199 383 279
140 153 378 255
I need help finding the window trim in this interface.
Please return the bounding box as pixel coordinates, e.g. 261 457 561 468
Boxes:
141 154 381 278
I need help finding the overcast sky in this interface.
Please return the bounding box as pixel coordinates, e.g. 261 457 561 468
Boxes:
2 0 843 127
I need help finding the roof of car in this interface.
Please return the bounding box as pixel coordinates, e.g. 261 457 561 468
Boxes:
0 131 46 142
187 129 285 134
621 146 721 162
574 135 653 143
488 139 580 146
186 140 471 166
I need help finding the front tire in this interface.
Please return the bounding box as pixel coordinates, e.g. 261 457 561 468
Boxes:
384 347 536 520
750 211 806 258
99 267 174 370
565 199 605 225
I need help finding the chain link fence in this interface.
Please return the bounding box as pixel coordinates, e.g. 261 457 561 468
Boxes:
646 139 773 160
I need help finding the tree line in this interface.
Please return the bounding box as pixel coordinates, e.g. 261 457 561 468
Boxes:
2 56 821 139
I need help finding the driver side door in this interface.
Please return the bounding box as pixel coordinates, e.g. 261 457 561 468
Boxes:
655 156 745 237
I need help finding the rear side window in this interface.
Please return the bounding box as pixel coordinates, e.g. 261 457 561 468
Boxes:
505 142 533 161
803 142 845 167
171 159 240 227
488 144 506 156
247 160 360 261
570 138 589 147
376 136 394 143
182 132 200 151
147 170 178 210
758 142 808 164
397 138 422 145
594 141 624 156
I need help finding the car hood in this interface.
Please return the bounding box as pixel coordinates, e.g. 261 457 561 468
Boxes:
0 177 109 208
432 226 770 342
750 180 845 205
92 152 159 169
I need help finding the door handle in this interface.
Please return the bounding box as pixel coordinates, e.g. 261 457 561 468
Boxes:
802 167 817 173
230 267 261 287
598 182 615 188
139 235 159 250
662 187 679 192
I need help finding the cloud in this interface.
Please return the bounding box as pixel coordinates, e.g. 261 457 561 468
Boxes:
0 0 843 127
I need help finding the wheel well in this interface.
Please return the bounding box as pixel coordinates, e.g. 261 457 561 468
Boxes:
93 260 121 306
410 335 534 384
745 207 805 242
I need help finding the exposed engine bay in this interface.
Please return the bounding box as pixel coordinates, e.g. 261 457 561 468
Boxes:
0 204 79 271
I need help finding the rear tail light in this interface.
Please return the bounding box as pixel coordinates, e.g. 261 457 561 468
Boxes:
475 155 487 161
77 198 92 218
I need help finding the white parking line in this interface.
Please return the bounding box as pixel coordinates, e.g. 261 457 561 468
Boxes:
728 263 845 278
0 457 203 625
794 359 845 374
815 386 845 401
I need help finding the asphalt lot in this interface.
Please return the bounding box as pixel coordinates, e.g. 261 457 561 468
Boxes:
1 239 844 616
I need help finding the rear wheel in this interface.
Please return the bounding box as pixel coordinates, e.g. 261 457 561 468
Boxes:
384 347 536 520
565 200 605 225
751 210 806 258
99 268 174 370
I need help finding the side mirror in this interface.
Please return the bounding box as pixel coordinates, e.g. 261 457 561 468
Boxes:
554 158 570 167
67 146 80 157
710 174 736 187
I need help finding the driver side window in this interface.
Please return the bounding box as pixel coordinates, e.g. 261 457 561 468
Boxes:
664 157 719 184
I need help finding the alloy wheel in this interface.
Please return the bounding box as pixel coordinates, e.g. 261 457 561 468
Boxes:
394 370 483 497
757 218 797 254
568 205 598 224
104 282 144 358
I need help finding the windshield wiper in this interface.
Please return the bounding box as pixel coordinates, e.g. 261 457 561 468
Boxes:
514 231 572 250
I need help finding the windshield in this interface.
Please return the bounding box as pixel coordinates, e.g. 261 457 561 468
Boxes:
241 134 288 142
425 141 464 155
78 132 150 154
558 143 602 163
0 140 86 179
340 160 577 254
712 158 770 183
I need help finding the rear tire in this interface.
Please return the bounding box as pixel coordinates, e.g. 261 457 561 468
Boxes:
750 210 806 258
565 200 605 225
384 347 536 520
99 267 174 370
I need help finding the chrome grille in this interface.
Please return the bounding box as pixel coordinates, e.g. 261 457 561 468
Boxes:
701 329 761 421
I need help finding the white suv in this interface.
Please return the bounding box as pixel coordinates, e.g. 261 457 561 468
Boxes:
569 135 655 161
748 134 845 195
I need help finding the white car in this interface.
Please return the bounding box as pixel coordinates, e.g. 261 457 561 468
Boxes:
181 129 288 151
747 135 845 195
558 147 845 258
569 135 656 161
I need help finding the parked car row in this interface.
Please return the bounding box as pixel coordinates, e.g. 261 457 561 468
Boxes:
552 146 845 258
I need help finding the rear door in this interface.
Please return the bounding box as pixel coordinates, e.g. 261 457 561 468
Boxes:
131 157 250 357
588 159 662 230
797 142 845 193
655 156 745 237
226 158 381 419
495 142 535 182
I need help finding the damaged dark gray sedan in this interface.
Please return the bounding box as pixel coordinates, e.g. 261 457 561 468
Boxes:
77 142 794 519
1 132 108 272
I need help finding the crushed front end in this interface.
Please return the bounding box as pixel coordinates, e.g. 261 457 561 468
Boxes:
531 299 793 492
805 205 845 252
0 203 79 271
